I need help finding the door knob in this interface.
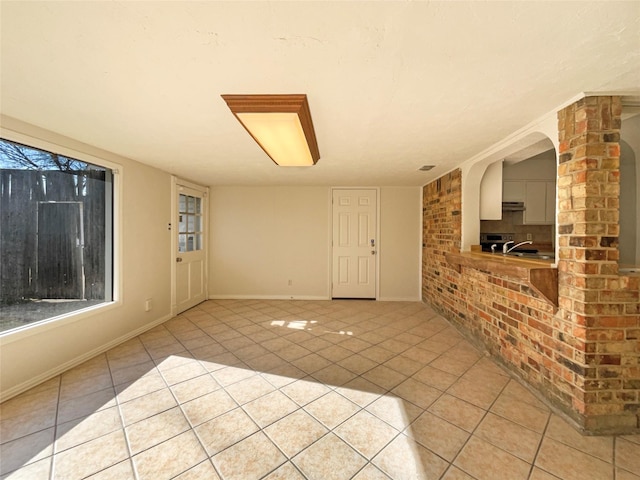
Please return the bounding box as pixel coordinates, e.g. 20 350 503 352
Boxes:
371 250 376 255
176 257 183 263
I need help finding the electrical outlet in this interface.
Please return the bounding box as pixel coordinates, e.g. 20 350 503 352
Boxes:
144 298 152 312
526 233 532 240
288 280 293 286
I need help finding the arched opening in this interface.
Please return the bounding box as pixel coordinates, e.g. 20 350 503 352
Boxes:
461 120 559 259
620 112 640 266
480 140 557 256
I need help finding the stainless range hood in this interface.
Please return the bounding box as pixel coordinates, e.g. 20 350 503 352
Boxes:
502 201 525 211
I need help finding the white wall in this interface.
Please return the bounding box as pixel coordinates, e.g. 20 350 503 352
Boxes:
0 125 423 398
503 150 556 180
209 186 331 299
208 186 421 301
0 117 173 400
379 187 422 301
479 160 503 220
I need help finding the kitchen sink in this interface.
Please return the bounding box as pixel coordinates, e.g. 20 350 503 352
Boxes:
507 252 554 260
619 267 639 274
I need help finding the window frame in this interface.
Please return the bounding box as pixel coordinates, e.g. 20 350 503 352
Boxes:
0 127 123 344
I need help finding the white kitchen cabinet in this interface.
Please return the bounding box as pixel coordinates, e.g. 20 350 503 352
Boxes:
503 181 525 202
502 180 555 224
545 180 556 224
523 180 555 224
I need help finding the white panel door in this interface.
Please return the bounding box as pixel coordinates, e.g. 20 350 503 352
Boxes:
175 184 207 313
332 189 377 298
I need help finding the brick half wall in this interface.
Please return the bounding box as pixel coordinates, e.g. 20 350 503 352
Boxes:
422 96 639 434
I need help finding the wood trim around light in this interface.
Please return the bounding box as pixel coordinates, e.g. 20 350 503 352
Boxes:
221 94 320 165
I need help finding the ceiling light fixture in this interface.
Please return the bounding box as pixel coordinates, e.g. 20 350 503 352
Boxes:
221 94 320 167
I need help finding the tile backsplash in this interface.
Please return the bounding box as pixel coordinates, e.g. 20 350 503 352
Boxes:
480 211 554 246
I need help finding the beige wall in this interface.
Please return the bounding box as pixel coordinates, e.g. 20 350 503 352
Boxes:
0 122 423 398
208 186 421 301
0 117 173 400
209 186 331 299
502 150 556 180
379 187 422 300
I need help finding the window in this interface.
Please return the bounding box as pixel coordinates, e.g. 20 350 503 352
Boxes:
178 193 203 252
0 138 113 333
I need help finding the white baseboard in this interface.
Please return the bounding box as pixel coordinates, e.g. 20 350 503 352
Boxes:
208 294 330 301
0 312 174 403
377 296 422 302
209 295 421 302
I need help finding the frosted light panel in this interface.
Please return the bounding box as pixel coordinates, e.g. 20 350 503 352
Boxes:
236 112 314 166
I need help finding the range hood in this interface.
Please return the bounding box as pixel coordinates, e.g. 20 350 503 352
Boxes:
502 201 525 211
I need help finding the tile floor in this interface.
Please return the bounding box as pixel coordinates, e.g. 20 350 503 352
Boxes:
1 299 638 480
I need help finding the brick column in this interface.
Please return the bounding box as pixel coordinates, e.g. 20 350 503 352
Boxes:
557 96 639 432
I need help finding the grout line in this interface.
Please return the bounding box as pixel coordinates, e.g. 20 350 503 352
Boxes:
107 351 140 480
527 406 552 480
161 320 231 480
8 299 627 480
613 435 617 480
439 354 513 480
534 419 619 474
50 357 134 478
48 375 62 480
213 307 319 477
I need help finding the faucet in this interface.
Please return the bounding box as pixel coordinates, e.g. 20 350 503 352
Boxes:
504 240 533 254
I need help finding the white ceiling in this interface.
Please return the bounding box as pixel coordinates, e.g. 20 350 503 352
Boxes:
1 1 639 186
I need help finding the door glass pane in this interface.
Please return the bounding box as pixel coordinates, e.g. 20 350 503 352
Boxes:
177 193 203 252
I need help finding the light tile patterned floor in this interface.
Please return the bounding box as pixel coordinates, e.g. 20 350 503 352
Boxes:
1 300 639 480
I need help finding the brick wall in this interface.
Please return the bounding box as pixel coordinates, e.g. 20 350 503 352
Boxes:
422 96 639 434
557 96 639 432
421 171 464 316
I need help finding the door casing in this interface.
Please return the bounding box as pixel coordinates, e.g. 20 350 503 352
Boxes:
330 187 380 300
171 177 209 315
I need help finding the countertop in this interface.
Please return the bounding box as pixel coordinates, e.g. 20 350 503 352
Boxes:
445 251 558 308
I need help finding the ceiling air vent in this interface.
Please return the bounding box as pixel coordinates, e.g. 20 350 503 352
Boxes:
418 165 435 171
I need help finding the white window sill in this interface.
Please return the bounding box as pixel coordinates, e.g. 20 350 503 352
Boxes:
0 300 121 346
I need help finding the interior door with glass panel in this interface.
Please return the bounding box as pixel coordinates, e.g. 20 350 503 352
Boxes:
175 184 207 313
